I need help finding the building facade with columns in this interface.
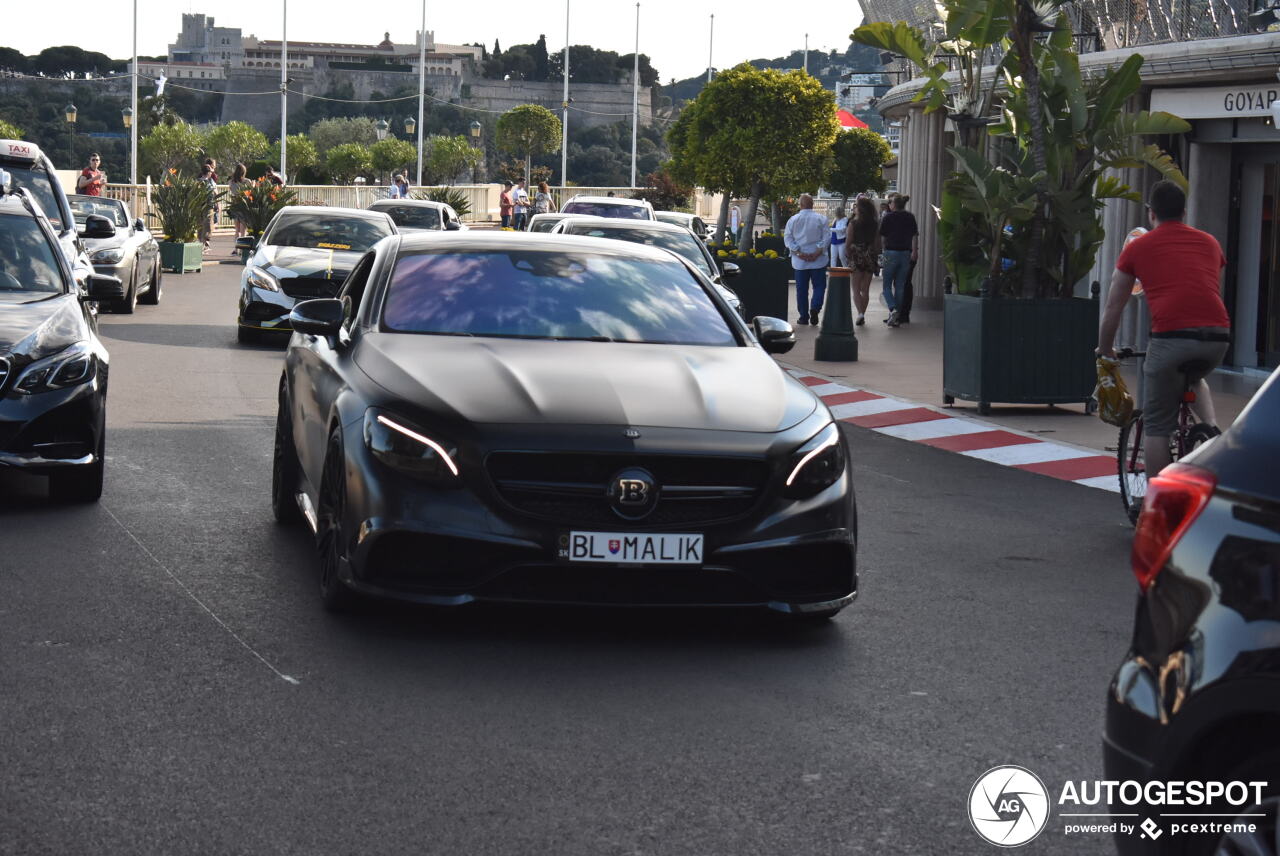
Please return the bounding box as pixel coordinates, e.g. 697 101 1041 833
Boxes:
867 4 1280 373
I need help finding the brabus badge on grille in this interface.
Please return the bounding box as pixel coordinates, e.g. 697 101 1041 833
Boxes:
624 428 641 439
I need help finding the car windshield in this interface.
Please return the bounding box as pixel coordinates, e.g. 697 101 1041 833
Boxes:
654 213 688 227
377 204 440 230
562 201 649 219
566 225 715 278
2 163 64 230
383 249 735 346
528 217 563 233
268 213 391 252
0 213 65 293
71 197 128 227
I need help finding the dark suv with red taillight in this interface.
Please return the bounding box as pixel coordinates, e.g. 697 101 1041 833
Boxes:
1104 368 1280 855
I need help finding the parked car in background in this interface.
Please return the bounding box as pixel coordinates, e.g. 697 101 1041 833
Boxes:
70 194 160 313
0 169 124 501
655 211 713 240
526 212 582 233
271 232 853 618
552 217 744 319
0 139 92 281
1105 367 1280 856
236 206 396 343
560 195 654 220
367 198 467 233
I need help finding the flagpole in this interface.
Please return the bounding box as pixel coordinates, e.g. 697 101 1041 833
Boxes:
707 14 714 83
630 2 639 188
130 0 137 188
417 0 426 186
280 0 288 180
560 0 569 188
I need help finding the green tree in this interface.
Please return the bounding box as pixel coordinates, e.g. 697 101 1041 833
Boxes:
0 118 24 139
326 142 373 183
669 64 837 249
371 137 418 182
140 120 203 180
425 135 482 183
0 48 28 74
495 104 562 185
31 46 122 77
309 117 377 158
203 121 269 170
266 134 318 173
824 127 892 203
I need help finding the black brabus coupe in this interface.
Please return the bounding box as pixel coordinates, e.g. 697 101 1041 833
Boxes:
272 232 857 617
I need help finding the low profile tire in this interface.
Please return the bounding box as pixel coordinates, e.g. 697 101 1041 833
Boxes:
48 432 105 503
117 267 138 314
1182 753 1280 856
139 258 161 305
316 428 359 612
271 387 303 525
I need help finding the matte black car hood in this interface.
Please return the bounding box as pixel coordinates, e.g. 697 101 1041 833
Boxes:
260 245 363 279
355 333 817 432
0 293 86 359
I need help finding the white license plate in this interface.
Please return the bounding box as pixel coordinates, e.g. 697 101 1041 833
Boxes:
561 531 704 564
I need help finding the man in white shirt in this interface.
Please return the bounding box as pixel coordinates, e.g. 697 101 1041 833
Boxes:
513 180 530 230
783 194 832 326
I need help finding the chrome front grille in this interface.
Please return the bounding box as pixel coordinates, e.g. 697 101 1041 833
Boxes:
0 355 10 393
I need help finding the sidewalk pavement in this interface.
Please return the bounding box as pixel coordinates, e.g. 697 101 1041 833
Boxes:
776 288 1268 492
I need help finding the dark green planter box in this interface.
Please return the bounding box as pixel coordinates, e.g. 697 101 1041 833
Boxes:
753 235 787 256
728 258 791 321
943 293 1097 414
159 241 202 273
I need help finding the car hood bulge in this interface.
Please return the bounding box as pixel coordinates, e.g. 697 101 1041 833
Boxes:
260 245 363 279
0 294 87 359
81 235 126 253
356 334 817 433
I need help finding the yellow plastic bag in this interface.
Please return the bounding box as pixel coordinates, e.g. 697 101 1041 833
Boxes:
1095 357 1135 427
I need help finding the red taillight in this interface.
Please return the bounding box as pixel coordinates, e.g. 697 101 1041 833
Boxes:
1131 463 1217 591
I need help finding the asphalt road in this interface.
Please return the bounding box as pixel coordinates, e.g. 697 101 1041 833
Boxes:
1 252 1138 855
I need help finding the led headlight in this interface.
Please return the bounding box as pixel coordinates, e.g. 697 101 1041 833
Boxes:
363 408 460 486
14 342 96 395
246 265 280 292
90 248 124 265
782 422 845 498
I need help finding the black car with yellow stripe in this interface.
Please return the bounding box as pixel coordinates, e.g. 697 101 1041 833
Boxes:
236 206 396 343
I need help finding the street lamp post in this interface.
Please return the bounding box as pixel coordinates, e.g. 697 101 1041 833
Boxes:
405 117 417 189
64 103 77 167
374 119 390 184
469 120 482 185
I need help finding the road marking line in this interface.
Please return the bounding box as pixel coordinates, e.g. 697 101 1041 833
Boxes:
101 505 301 686
1016 455 1118 480
875 418 993 441
806 382 852 397
829 397 918 419
963 443 1097 466
919 429 1041 451
1074 475 1122 492
821 389 882 406
846 407 950 429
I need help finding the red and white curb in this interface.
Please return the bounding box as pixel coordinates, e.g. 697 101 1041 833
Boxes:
785 368 1119 493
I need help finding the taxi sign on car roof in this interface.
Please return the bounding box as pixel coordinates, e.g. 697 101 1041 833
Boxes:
0 140 42 163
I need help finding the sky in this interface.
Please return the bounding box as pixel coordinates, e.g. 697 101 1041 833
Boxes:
9 0 867 83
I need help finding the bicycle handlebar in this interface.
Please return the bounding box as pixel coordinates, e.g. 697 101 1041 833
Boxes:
1116 347 1146 359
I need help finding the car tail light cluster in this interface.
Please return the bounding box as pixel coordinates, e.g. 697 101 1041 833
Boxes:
1132 463 1217 591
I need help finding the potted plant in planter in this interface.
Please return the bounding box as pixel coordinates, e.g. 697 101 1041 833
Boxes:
153 172 213 273
854 0 1190 413
718 247 791 320
753 231 787 257
225 177 298 263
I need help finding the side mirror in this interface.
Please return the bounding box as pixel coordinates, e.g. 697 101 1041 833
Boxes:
83 215 116 239
235 236 258 251
752 316 796 355
444 220 462 231
289 298 345 337
134 218 147 232
84 273 125 302
721 262 740 279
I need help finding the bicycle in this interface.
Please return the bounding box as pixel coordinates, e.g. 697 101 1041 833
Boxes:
1115 347 1220 525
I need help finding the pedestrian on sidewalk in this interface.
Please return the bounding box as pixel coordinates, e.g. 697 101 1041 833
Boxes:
879 193 918 327
783 193 831 326
264 165 284 187
829 206 848 268
76 153 106 196
512 179 530 230
534 181 557 215
227 162 249 245
197 163 218 254
499 182 514 228
846 197 881 327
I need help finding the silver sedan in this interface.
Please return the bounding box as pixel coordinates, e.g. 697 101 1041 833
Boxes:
71 195 161 313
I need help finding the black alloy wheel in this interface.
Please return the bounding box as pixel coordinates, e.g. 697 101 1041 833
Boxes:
271 386 302 525
117 266 138 314
315 428 358 612
139 257 161 305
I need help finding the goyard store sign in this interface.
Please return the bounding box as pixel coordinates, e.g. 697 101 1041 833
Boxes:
1150 84 1280 119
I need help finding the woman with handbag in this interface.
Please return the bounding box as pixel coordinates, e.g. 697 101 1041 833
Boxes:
845 197 881 327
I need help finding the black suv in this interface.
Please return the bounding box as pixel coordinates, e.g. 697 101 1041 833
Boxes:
1105 368 1280 855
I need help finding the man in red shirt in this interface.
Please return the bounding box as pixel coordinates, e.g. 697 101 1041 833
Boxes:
1097 180 1231 477
76 153 106 196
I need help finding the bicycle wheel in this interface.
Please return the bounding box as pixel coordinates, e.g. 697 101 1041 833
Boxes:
1117 413 1146 526
1179 423 1220 459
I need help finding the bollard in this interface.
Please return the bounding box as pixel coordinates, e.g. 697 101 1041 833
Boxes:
815 266 858 362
